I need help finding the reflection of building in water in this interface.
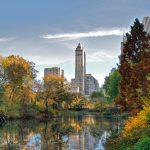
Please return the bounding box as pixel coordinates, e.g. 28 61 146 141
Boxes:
84 128 97 150
83 115 95 125
68 128 98 150
26 134 41 150
0 115 121 150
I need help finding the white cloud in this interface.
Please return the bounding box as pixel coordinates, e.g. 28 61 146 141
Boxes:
42 27 129 41
87 50 118 62
0 37 15 42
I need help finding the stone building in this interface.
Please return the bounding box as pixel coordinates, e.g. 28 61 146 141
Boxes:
44 67 64 77
85 74 99 95
71 43 86 94
71 43 99 95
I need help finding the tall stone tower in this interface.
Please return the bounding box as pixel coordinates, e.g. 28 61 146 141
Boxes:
71 43 86 94
75 43 86 78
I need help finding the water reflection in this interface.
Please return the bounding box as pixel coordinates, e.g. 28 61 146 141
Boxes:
0 114 121 150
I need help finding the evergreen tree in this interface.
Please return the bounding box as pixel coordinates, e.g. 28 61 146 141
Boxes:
117 18 150 113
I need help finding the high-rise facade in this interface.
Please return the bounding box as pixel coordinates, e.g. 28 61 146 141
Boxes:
44 67 64 77
143 16 150 34
75 43 86 79
85 74 99 95
71 43 99 95
71 43 86 94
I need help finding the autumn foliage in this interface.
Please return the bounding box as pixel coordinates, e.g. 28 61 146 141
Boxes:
43 74 64 113
2 55 36 102
117 19 150 114
122 104 150 138
107 18 150 150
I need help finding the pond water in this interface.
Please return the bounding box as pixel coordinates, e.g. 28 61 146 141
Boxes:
0 114 121 150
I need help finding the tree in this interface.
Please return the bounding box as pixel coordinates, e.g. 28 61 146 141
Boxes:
33 79 44 105
70 94 87 110
0 55 38 117
0 55 5 98
108 69 121 99
90 91 104 99
103 68 121 101
2 55 37 102
118 18 150 113
54 89 73 109
43 74 64 113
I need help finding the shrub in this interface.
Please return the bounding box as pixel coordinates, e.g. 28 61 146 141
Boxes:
122 105 150 138
134 137 150 150
106 105 150 150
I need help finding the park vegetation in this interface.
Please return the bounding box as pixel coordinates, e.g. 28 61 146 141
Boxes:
0 55 109 119
106 18 150 149
0 55 91 119
103 68 121 102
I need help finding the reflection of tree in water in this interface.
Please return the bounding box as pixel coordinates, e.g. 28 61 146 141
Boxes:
0 122 19 150
0 120 39 150
41 119 75 150
89 118 111 138
0 115 123 150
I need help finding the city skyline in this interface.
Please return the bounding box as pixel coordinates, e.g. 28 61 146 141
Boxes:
0 0 150 85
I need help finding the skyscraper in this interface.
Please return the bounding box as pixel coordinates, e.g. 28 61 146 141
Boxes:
143 16 150 34
71 43 99 95
71 43 86 94
44 67 64 77
75 43 86 79
85 74 99 95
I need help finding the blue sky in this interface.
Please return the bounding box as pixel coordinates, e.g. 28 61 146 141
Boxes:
0 0 150 85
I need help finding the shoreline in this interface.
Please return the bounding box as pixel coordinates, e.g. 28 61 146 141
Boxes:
0 110 128 123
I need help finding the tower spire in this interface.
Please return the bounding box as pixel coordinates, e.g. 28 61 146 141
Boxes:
77 43 82 49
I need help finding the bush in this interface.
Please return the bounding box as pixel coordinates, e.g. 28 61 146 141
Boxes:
122 105 150 138
106 105 150 150
134 137 150 150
